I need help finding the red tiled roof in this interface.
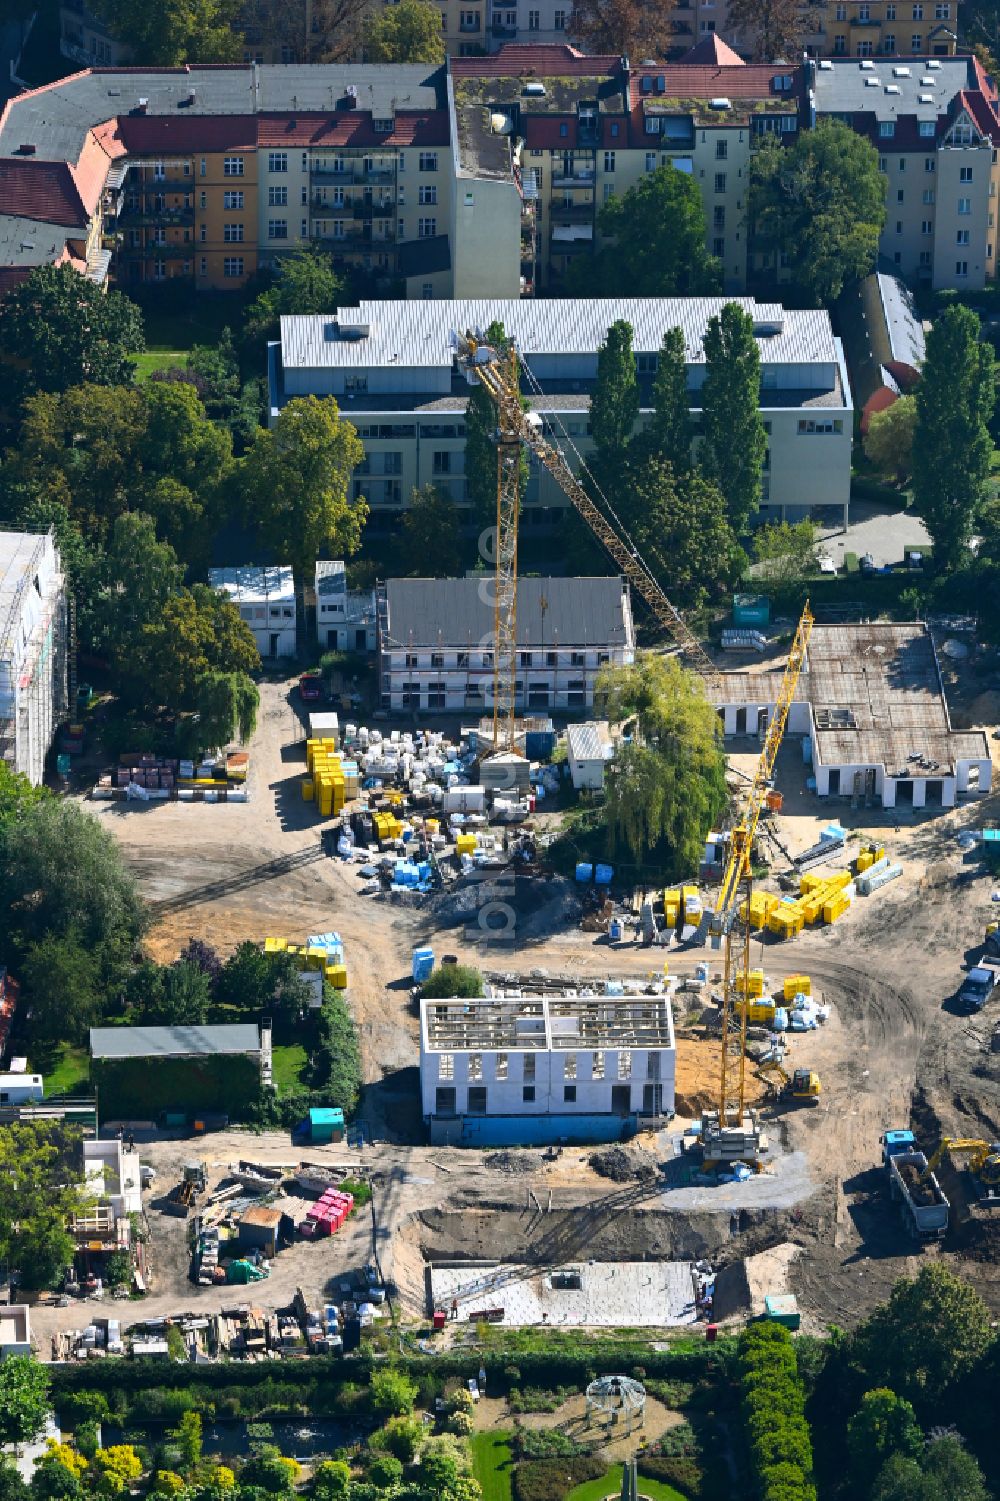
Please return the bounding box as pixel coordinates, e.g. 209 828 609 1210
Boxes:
0 159 88 226
71 130 118 214
678 34 745 66
255 110 449 147
450 44 619 77
630 63 797 102
116 114 258 152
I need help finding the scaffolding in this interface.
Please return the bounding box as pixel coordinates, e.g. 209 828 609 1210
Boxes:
0 529 68 785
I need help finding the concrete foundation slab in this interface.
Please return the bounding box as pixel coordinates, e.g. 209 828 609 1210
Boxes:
429 1258 698 1327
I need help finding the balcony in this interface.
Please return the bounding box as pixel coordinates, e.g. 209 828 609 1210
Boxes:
548 200 594 221
551 168 595 188
119 204 195 227
310 161 395 183
351 199 396 217
118 239 193 258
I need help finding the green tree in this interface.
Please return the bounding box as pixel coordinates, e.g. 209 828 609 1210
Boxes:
725 0 810 58
20 930 105 1044
419 965 484 999
0 1127 89 1290
169 1412 203 1476
90 1447 142 1497
137 380 234 563
216 942 309 1016
619 457 744 609
312 1462 351 1501
0 1459 29 1501
126 958 212 1027
132 590 259 714
872 1437 988 1501
90 512 184 672
188 671 260 751
591 320 639 465
464 322 528 534
243 247 344 347
700 302 767 533
89 0 241 62
243 396 366 578
750 120 886 304
366 1456 402 1491
847 1389 923 1490
369 1369 418 1423
864 396 918 486
239 1448 298 1495
912 305 995 571
0 266 144 405
0 764 48 848
597 653 728 870
315 988 363 1117
753 520 817 603
851 1264 993 1408
2 797 146 974
645 326 691 475
363 0 444 60
13 384 148 537
570 165 720 297
0 1357 50 1447
397 485 463 576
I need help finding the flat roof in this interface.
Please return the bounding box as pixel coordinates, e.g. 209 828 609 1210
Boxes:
717 622 990 776
814 54 995 133
90 1024 261 1060
567 721 613 762
382 576 630 650
422 992 674 1052
280 297 838 373
209 564 294 605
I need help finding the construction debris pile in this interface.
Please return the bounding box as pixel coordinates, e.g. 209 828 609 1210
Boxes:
92 751 250 804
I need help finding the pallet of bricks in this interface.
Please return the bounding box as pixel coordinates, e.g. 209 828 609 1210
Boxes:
92 751 249 802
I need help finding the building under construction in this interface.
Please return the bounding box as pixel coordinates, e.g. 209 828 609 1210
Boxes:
0 530 67 786
420 985 675 1146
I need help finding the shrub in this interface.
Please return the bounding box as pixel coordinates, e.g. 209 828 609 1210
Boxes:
507 1387 574 1414
738 1324 816 1501
513 1456 605 1501
515 1431 587 1461
369 1368 418 1423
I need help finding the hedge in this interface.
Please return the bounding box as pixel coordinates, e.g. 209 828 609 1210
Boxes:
737 1325 816 1501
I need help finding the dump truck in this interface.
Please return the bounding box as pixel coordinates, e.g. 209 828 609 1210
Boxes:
958 960 1000 1013
881 1130 949 1240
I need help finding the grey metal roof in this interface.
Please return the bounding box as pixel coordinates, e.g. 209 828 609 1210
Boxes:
0 214 82 264
208 564 294 603
0 64 444 162
813 55 974 123
382 576 630 649
876 272 925 369
90 1024 261 1059
315 559 346 596
281 297 836 371
567 721 613 761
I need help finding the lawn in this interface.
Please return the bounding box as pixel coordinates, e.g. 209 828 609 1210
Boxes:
565 1470 687 1501
133 350 189 382
470 1431 513 1501
35 1044 90 1098
271 1043 309 1096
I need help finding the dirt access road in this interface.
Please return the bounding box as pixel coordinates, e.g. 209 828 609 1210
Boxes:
84 677 1000 1330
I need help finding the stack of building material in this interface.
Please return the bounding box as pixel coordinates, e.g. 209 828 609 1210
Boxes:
766 869 854 938
741 891 781 929
856 857 903 895
264 934 347 988
299 1186 354 1239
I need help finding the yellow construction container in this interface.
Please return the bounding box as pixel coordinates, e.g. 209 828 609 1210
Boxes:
664 904 679 929
456 832 477 856
264 937 288 954
747 997 777 1024
327 964 348 989
734 967 765 997
741 891 781 928
783 974 811 1000
426 819 439 836
302 779 315 802
304 946 328 970
824 893 850 923
799 871 824 894
856 850 874 874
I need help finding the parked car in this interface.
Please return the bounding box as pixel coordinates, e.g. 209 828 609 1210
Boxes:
300 673 322 703
859 553 877 575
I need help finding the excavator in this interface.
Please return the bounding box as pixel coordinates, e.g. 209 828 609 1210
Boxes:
754 1060 822 1106
925 1137 1000 1187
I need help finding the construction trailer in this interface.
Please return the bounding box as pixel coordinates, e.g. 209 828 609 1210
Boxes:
0 529 68 785
420 987 675 1146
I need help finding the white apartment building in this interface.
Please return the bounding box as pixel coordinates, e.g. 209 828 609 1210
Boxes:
314 560 377 652
0 530 67 787
377 576 634 714
208 565 296 658
271 296 853 527
420 988 676 1145
812 55 1000 291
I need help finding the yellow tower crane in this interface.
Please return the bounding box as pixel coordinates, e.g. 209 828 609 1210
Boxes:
454 330 723 753
454 327 811 1166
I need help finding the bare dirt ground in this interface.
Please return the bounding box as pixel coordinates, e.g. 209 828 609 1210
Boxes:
70 673 1000 1338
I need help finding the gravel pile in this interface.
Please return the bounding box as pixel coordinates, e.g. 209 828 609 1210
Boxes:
484 1151 538 1174
589 1146 659 1183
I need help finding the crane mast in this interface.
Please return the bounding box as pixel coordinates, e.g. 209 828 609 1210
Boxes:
456 327 813 1161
